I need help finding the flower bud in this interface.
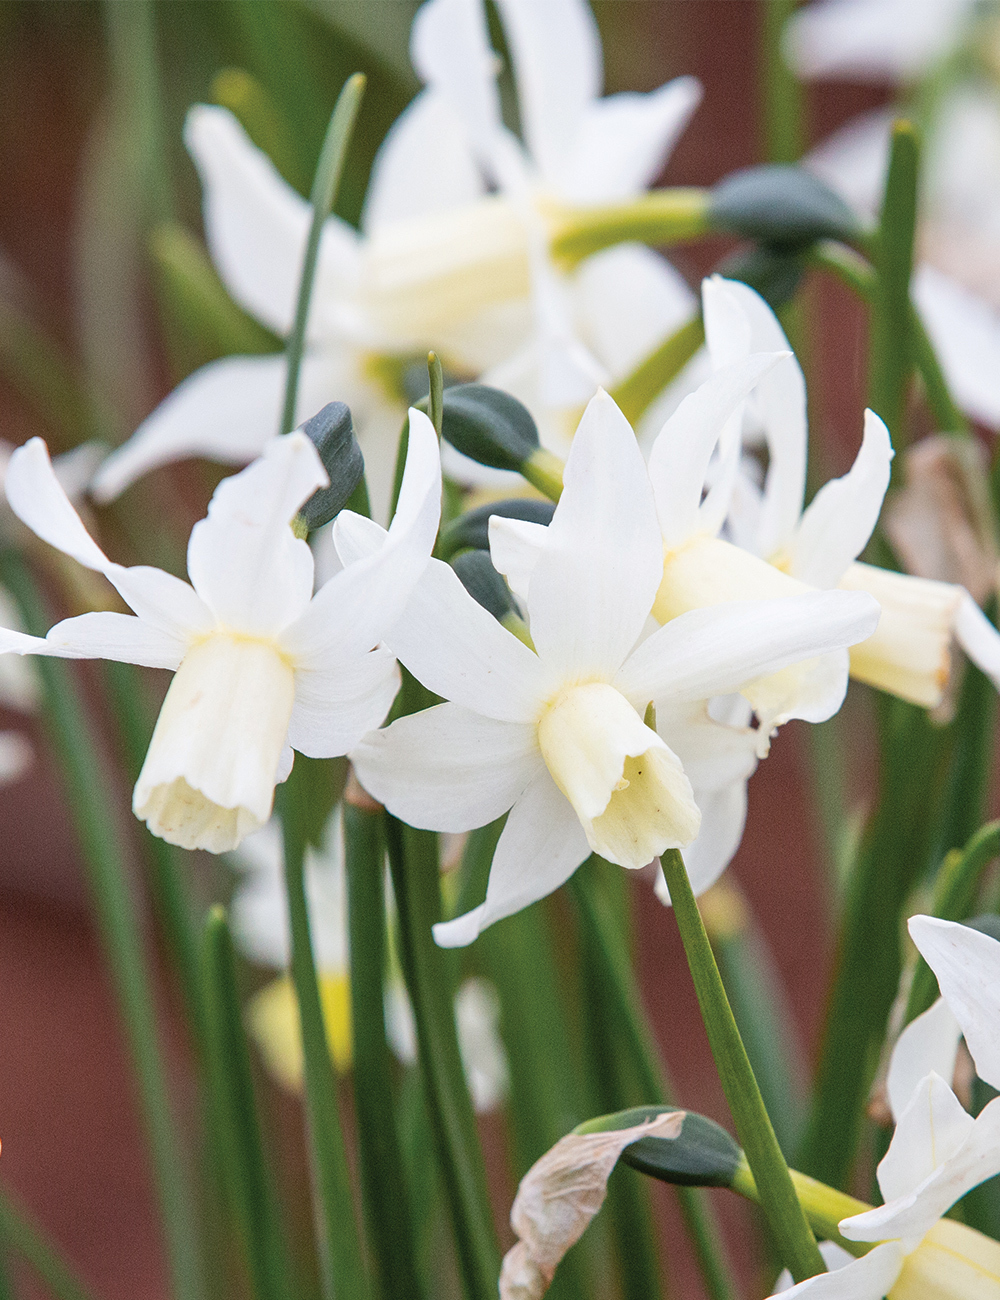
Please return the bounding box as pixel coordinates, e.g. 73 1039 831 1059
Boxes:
441 384 541 473
709 164 862 249
297 402 365 532
452 550 521 625
438 498 555 560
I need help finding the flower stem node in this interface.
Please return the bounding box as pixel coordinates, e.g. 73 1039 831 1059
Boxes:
537 682 700 868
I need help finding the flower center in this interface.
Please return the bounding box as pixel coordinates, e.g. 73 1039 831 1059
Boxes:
133 632 296 853
536 682 700 869
892 1216 1000 1298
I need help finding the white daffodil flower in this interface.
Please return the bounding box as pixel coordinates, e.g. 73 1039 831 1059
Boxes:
352 389 879 946
230 807 509 1111
369 0 703 453
90 0 701 512
713 275 1000 710
772 914 1000 1297
785 0 1000 430
0 411 441 852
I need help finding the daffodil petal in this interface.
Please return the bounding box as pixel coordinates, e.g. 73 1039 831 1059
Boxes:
410 0 503 165
493 0 601 186
877 1072 975 1207
844 1097 1000 1248
186 105 359 339
351 703 540 832
283 409 441 663
908 915 1000 1091
363 88 484 233
886 998 962 1124
954 592 1000 690
186 431 324 637
615 590 878 709
914 265 1000 431
488 515 547 605
556 77 702 204
769 1242 904 1298
90 351 339 503
648 352 786 549
383 559 549 723
6 438 214 640
287 647 401 759
784 0 959 81
432 766 590 947
791 410 893 588
527 389 662 682
704 277 807 559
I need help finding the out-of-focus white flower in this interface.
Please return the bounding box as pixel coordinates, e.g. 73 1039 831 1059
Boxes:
0 413 440 851
784 0 976 83
714 275 1000 709
771 914 1000 1297
786 0 1000 430
353 390 878 945
231 807 508 1111
90 0 701 513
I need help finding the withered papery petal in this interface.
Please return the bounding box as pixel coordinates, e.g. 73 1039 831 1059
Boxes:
499 1111 685 1300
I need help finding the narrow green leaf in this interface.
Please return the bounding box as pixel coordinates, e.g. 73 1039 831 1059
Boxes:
906 821 1000 1023
344 800 426 1300
0 550 206 1300
659 849 824 1283
149 222 277 374
868 120 920 454
0 1188 99 1300
278 763 369 1300
280 73 366 437
799 698 947 1190
384 804 500 1300
761 0 806 163
202 907 293 1300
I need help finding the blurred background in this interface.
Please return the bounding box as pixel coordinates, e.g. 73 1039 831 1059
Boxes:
0 3 984 1298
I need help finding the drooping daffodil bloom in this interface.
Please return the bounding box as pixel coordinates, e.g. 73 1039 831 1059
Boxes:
229 806 509 1110
785 0 1000 430
772 913 1000 1297
0 411 441 852
713 275 1000 710
89 0 701 513
352 389 879 945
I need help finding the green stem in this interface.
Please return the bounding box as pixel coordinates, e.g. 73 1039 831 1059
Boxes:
730 1163 871 1260
610 316 705 428
0 1188 100 1300
279 767 369 1300
344 799 425 1300
0 550 205 1300
549 190 710 267
202 907 292 1300
659 849 824 1283
280 74 365 436
102 0 172 226
761 0 805 163
570 865 738 1300
383 812 500 1300
906 821 1000 1024
868 120 920 454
